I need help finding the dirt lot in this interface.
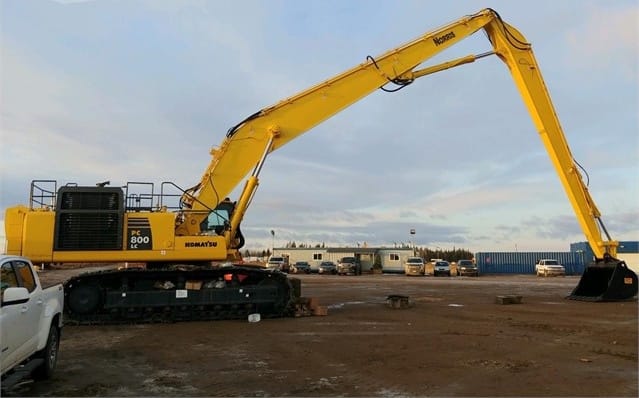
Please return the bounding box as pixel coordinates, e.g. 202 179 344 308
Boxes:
11 267 638 397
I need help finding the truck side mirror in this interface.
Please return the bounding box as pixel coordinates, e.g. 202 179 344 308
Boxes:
2 287 30 306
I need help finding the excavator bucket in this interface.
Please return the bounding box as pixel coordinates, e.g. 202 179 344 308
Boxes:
568 256 638 302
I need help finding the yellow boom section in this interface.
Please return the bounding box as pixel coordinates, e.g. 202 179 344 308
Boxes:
177 8 498 234
482 20 616 258
181 8 616 259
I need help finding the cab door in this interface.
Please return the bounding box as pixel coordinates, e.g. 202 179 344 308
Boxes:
0 259 39 372
13 260 41 356
1 259 24 372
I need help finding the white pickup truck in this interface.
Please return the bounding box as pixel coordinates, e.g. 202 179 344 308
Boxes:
535 259 566 277
1 255 64 392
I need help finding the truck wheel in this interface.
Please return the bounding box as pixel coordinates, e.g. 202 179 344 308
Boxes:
34 324 60 380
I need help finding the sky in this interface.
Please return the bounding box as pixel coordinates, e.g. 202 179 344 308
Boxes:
1 0 638 254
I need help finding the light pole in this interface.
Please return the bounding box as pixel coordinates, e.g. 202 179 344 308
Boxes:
410 228 416 254
270 230 275 255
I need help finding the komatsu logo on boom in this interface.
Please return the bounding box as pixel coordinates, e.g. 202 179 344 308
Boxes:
185 241 218 248
433 31 456 46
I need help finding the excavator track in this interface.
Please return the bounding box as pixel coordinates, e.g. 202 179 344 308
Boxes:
63 266 298 325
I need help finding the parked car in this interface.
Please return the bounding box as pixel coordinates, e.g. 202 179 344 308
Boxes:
535 259 565 277
433 260 451 277
291 261 311 274
337 257 362 275
404 257 425 276
457 259 478 276
1 255 64 393
318 261 337 275
266 256 289 273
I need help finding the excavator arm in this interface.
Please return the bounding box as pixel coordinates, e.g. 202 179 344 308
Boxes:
482 19 616 259
180 8 615 260
177 8 636 301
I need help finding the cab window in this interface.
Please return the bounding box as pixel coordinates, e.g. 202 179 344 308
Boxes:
14 260 36 292
1 261 18 292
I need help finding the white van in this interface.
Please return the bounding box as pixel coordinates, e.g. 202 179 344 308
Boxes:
266 256 289 272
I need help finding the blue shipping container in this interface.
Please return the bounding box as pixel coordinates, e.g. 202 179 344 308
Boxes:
570 241 639 261
475 252 586 275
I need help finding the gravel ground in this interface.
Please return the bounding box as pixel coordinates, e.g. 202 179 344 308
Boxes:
10 267 638 397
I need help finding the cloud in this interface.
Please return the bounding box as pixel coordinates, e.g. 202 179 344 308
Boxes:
565 3 639 80
51 0 96 3
0 47 140 179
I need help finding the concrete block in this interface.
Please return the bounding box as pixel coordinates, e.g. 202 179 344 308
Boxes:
495 295 523 305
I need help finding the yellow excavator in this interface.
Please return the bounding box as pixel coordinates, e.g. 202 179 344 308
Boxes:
4 8 636 323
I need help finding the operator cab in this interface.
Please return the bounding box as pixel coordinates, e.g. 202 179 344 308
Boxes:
200 198 236 235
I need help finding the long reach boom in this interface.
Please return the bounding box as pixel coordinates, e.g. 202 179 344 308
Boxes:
180 8 617 262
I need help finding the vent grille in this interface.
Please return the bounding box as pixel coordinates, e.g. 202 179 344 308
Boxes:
59 190 121 210
54 186 124 251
